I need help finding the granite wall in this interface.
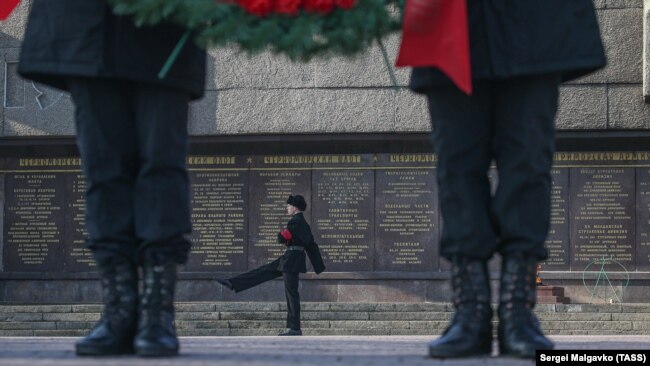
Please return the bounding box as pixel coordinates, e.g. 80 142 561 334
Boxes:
0 0 648 136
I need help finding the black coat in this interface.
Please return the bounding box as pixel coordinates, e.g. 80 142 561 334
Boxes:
275 212 325 274
410 0 606 93
306 239 326 275
18 0 206 100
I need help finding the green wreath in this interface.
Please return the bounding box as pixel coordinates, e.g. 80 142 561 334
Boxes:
109 0 403 62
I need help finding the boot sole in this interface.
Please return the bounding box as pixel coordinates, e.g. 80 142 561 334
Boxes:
136 347 179 357
429 345 492 359
499 345 553 359
75 344 134 356
499 350 536 359
429 349 491 359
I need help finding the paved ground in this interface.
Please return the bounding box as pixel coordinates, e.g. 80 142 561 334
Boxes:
0 336 649 366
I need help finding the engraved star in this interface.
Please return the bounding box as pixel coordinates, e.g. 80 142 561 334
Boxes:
247 157 253 164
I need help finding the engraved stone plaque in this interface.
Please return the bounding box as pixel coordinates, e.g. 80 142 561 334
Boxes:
636 167 650 271
374 154 438 272
543 167 570 271
438 166 497 272
570 164 635 271
311 154 374 272
248 156 311 269
186 156 249 272
4 172 66 272
63 173 94 272
4 151 650 281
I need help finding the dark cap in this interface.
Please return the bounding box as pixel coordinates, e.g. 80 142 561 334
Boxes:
287 194 307 211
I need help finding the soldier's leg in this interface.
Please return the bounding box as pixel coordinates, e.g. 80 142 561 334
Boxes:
132 82 192 258
427 84 496 261
129 82 193 357
67 77 139 259
492 74 559 261
66 77 139 356
282 272 301 332
425 82 495 358
228 260 283 293
492 74 560 358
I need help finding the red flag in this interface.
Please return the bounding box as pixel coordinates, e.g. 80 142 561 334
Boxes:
0 0 20 21
396 0 472 95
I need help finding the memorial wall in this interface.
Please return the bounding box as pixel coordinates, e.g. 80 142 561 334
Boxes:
0 1 647 304
2 151 650 278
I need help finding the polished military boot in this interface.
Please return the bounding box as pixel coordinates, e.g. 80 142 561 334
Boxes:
134 249 180 357
278 328 302 336
216 279 233 291
498 253 554 358
429 257 493 358
75 254 138 356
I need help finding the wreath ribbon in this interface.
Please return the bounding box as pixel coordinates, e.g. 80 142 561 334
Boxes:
0 0 20 21
396 0 472 95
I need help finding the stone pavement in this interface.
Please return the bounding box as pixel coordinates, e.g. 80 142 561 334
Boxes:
1 336 650 366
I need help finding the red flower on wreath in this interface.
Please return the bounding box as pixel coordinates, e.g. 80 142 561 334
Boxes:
230 0 354 16
239 0 274 17
304 0 335 14
334 0 356 9
275 0 302 15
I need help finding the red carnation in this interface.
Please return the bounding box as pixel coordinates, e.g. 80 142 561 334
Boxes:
304 0 334 14
242 0 274 17
275 0 302 15
334 0 356 10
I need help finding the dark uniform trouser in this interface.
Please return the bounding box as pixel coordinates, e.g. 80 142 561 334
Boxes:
426 74 560 261
229 261 301 330
66 77 192 262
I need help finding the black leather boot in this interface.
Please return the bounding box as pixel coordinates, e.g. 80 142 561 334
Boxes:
498 253 554 358
75 254 138 356
278 328 302 336
134 249 180 357
216 279 234 291
429 257 493 358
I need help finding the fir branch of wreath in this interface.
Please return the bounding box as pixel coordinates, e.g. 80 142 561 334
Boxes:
108 0 403 62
